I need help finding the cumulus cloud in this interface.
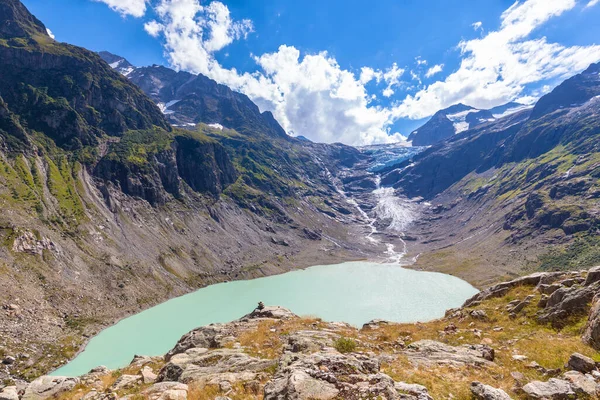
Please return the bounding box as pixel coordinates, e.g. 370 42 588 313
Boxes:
586 0 599 7
381 63 405 97
141 0 405 145
93 0 148 17
425 64 444 78
103 0 600 145
46 28 55 39
472 21 483 31
392 0 600 120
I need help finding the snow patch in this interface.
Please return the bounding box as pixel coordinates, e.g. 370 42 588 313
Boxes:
208 123 224 130
452 121 470 133
447 110 476 134
157 100 181 115
492 104 533 119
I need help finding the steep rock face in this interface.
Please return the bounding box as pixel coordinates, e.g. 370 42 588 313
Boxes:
407 111 457 146
98 55 288 139
531 62 600 120
407 102 529 146
0 20 168 150
0 0 47 38
174 135 237 196
389 109 530 198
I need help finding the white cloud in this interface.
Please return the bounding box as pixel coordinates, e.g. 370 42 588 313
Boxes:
107 0 600 145
586 0 599 7
143 0 405 145
381 63 405 97
472 21 483 31
144 20 163 37
46 28 55 39
392 0 600 120
358 67 383 84
93 0 148 17
425 64 444 78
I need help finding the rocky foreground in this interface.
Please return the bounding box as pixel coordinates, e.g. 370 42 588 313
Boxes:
5 267 600 399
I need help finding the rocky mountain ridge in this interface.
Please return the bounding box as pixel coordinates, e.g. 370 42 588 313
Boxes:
382 62 600 286
5 266 600 399
407 102 532 146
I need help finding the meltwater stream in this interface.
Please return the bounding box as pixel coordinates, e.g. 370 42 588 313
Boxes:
53 261 478 377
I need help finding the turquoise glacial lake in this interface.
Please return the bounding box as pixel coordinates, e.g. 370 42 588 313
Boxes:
52 261 478 377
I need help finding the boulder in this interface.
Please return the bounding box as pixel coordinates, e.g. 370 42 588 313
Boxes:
583 294 600 350
285 330 338 353
470 310 488 320
395 382 433 400
584 266 600 286
141 365 158 384
562 371 598 397
159 348 275 384
538 284 597 325
470 381 513 400
111 374 141 391
243 306 296 321
22 376 79 400
403 340 495 367
141 382 188 400
2 356 15 365
165 324 231 360
522 378 576 399
263 350 404 400
0 386 19 400
566 353 596 374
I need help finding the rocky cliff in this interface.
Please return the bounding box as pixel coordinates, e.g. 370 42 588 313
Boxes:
6 267 600 399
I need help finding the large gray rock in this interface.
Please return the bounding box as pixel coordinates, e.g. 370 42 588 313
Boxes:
566 353 596 374
395 382 433 400
159 347 275 384
263 350 409 400
165 324 231 361
470 381 513 400
583 294 600 350
111 374 141 390
141 382 188 400
0 386 19 400
242 306 296 321
584 266 600 286
403 340 495 367
537 284 598 325
285 330 339 353
22 376 79 400
522 378 576 399
562 371 598 397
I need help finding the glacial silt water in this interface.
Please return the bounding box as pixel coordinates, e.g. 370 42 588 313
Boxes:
53 261 478 377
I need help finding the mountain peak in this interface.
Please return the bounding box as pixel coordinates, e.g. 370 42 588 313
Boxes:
98 51 136 76
0 0 48 39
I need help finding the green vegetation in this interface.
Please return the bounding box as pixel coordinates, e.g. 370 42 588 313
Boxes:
333 337 357 353
104 127 174 170
539 235 600 271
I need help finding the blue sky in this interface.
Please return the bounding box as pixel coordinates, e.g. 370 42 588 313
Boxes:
22 0 600 145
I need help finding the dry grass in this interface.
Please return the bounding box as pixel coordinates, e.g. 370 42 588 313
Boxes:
373 284 598 399
53 284 600 400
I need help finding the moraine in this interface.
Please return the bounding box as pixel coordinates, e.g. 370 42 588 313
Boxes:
52 261 477 377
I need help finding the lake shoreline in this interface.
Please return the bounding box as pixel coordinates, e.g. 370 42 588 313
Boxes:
52 261 478 377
